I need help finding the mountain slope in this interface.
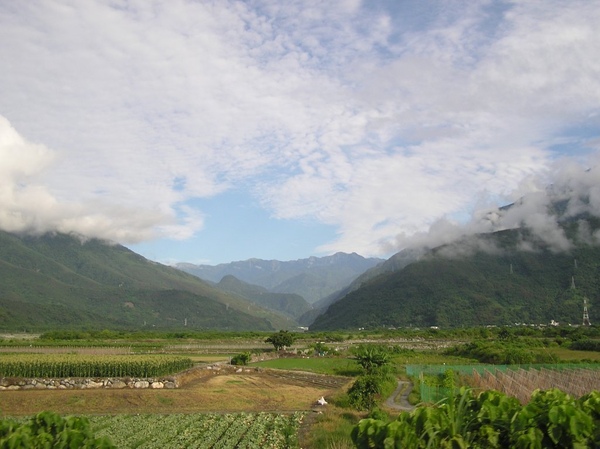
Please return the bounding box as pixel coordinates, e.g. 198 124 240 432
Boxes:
310 225 600 330
298 247 424 326
217 275 312 319
177 252 383 303
0 231 294 331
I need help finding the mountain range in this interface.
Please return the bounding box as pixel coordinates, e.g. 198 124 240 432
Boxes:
2 211 600 331
0 231 294 331
176 252 383 304
310 217 600 330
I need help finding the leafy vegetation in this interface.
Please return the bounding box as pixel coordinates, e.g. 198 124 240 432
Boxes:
265 330 295 350
352 388 600 448
570 339 600 352
347 345 397 411
86 412 304 448
230 352 252 366
445 339 558 365
0 411 115 448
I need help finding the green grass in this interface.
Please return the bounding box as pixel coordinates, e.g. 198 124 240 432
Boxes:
546 347 600 361
252 356 361 376
302 407 362 449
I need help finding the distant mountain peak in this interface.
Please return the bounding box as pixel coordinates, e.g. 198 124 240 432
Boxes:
176 252 383 304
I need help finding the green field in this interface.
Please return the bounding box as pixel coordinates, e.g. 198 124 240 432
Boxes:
252 356 361 376
88 412 305 449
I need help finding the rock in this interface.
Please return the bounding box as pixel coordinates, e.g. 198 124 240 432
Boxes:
111 380 127 389
150 382 164 389
134 380 150 389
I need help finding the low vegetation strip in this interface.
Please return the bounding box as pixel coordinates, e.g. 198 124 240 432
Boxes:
88 412 305 449
406 362 600 377
0 354 193 378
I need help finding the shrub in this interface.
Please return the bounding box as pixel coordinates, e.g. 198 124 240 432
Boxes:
348 374 396 411
352 388 600 448
0 411 115 448
230 352 252 366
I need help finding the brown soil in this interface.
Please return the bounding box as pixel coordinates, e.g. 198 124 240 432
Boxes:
0 366 351 417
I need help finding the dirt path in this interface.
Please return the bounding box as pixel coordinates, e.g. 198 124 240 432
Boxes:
385 381 415 411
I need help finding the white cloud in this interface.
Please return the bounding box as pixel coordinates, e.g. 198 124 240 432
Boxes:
0 0 599 259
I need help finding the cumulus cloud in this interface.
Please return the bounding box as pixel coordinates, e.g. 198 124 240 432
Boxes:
0 1 599 260
0 116 201 242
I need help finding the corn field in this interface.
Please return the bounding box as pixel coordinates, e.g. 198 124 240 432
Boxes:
0 354 193 378
471 366 600 403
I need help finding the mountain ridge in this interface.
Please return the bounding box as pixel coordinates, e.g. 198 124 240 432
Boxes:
310 220 600 330
0 231 294 331
176 252 384 304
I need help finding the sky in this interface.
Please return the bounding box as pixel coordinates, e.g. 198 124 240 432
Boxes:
1 0 600 265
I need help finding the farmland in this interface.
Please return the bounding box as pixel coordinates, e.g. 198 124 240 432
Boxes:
88 412 305 449
0 354 192 378
1 327 600 448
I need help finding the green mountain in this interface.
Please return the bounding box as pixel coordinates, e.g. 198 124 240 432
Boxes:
216 275 312 319
0 231 295 331
177 252 383 303
298 247 424 326
310 222 600 330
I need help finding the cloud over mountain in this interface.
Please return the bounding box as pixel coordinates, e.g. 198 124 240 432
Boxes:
0 1 599 261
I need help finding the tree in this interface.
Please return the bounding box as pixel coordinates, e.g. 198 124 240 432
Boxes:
265 330 294 351
353 345 390 375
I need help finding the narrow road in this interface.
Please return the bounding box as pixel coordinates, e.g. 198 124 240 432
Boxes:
385 380 415 411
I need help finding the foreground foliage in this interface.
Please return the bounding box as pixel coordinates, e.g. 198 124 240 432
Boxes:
352 388 600 448
0 411 115 448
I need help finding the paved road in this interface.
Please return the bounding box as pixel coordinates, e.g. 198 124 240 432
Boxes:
385 380 415 411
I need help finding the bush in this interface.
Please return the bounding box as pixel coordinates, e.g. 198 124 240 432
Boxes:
445 340 558 364
230 352 251 366
0 411 115 448
569 339 600 352
348 374 396 411
352 388 600 448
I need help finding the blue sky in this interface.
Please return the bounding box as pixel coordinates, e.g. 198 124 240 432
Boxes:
1 0 599 265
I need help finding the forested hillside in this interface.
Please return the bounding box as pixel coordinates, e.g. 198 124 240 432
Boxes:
311 223 600 330
216 275 312 319
0 231 293 331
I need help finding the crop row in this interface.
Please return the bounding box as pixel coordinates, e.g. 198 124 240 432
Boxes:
0 354 193 378
471 367 600 403
88 412 305 449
